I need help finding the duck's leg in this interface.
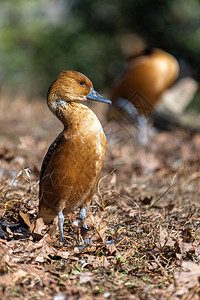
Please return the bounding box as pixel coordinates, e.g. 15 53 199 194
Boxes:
79 207 88 229
78 207 92 248
116 97 138 122
116 97 148 145
137 115 148 146
57 210 65 242
72 207 88 228
79 207 86 220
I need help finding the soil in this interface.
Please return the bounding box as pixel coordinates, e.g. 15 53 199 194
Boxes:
0 96 200 299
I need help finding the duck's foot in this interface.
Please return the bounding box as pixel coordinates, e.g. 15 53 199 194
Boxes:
77 238 93 250
72 220 88 229
79 207 86 220
72 219 79 227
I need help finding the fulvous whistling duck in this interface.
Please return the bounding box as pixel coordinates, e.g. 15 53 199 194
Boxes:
109 48 179 144
38 70 111 242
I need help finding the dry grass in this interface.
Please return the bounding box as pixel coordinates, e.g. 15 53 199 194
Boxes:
0 96 200 299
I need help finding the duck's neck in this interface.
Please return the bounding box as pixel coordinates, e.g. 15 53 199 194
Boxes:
47 98 88 129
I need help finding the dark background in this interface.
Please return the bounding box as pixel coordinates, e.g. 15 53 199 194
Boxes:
0 0 200 107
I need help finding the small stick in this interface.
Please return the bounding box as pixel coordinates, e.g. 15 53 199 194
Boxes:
149 166 184 208
97 169 115 209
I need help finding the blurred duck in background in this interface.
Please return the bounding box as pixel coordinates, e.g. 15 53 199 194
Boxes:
108 48 179 144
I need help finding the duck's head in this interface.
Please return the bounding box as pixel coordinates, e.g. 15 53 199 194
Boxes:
47 71 111 110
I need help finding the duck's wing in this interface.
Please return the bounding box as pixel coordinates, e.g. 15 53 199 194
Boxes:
40 131 64 182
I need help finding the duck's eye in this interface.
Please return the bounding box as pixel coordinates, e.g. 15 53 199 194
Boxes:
79 81 85 86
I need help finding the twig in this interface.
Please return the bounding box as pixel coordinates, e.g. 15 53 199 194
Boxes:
151 253 170 279
97 169 115 209
149 166 183 208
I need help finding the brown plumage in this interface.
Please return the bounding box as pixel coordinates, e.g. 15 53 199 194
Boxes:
109 48 179 144
38 70 111 242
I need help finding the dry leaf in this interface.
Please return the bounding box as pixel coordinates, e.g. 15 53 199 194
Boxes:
32 217 47 240
159 226 168 247
168 261 200 297
79 272 93 283
19 210 35 232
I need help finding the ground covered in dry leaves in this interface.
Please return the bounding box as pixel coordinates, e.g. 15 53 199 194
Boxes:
0 97 200 299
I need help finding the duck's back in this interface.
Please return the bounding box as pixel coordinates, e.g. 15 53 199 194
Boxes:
111 49 179 116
